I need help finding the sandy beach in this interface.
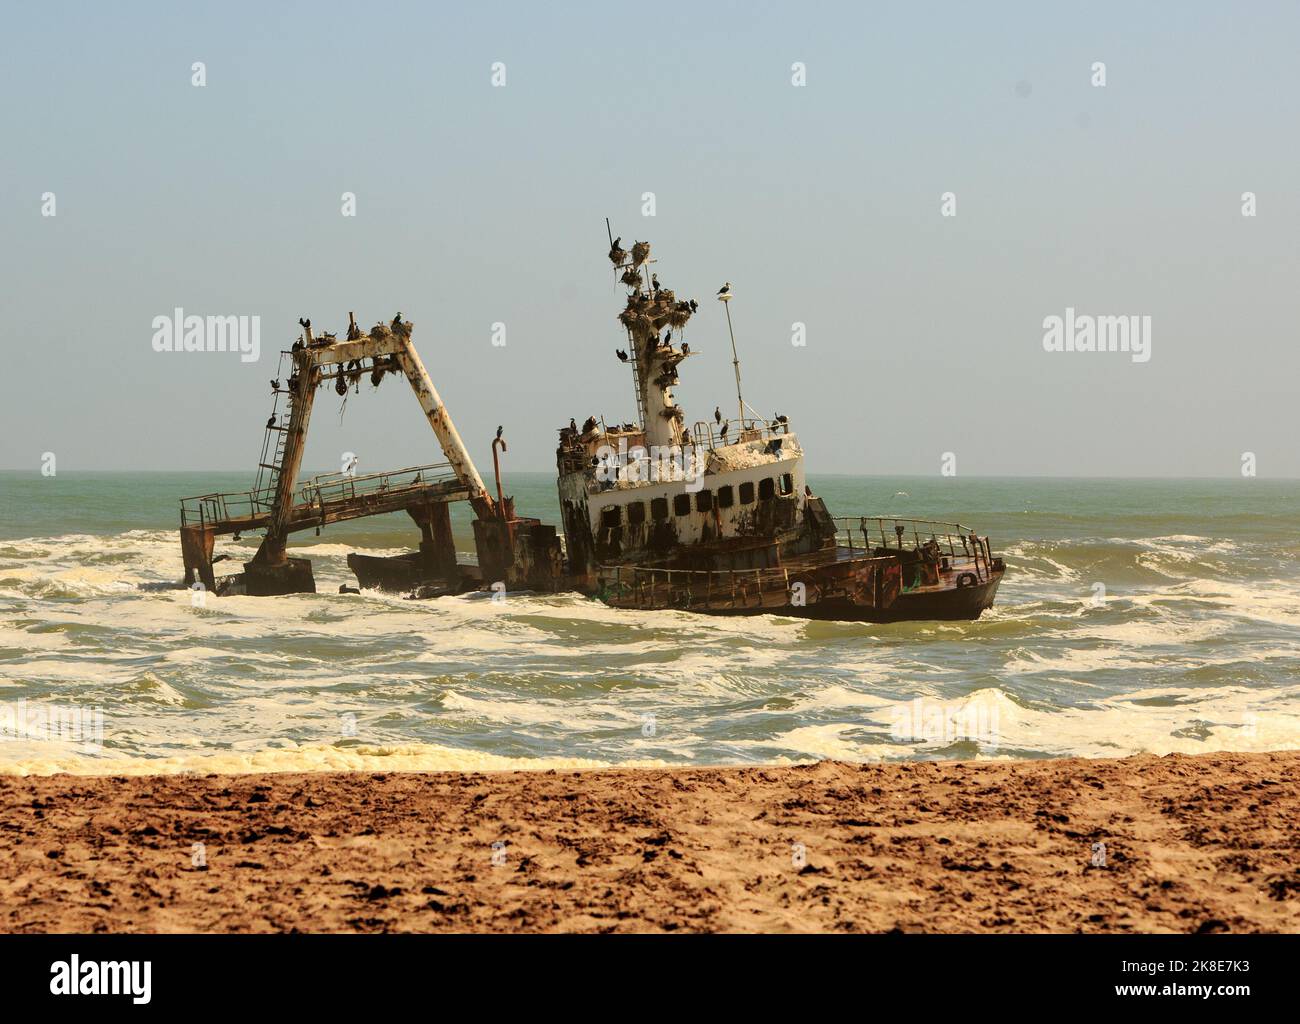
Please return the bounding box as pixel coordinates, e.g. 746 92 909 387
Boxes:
1 750 1296 933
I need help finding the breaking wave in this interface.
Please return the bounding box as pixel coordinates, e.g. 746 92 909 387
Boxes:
3 479 1299 775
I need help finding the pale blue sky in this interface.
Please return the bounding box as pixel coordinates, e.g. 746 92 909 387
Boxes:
2 1 1298 477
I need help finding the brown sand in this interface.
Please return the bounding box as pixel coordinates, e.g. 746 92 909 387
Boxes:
2 751 1298 933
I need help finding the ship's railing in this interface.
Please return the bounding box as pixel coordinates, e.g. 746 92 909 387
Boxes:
832 516 995 581
179 488 275 530
596 552 903 610
297 463 458 510
596 563 805 611
180 462 458 530
691 417 791 451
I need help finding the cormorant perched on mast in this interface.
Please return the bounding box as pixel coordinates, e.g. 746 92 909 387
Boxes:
714 406 722 425
716 282 730 297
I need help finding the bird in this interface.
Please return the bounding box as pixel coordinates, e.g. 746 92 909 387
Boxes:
266 415 277 428
616 349 628 362
569 417 577 432
720 423 729 440
717 282 730 296
270 379 280 391
682 342 690 355
612 236 621 249
714 406 722 425
651 273 660 293
689 299 699 312
496 425 503 440
663 329 672 345
298 317 311 330
392 313 403 328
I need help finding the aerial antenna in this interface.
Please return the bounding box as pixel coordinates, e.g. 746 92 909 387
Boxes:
718 288 745 428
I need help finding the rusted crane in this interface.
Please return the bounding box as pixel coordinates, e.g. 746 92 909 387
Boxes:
180 315 561 597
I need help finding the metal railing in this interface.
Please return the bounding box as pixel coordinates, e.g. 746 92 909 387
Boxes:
832 516 994 581
179 488 274 531
296 463 457 510
691 417 791 451
595 550 902 610
596 563 804 610
180 462 459 530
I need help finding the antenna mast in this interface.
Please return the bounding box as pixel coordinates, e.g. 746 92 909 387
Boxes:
719 291 745 427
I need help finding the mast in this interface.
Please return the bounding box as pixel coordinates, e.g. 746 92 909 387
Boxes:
719 290 744 426
608 232 694 450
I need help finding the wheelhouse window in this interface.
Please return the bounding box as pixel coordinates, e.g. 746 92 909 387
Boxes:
758 477 776 501
600 505 621 529
651 497 669 521
673 493 692 517
738 481 755 505
717 485 734 509
696 490 713 512
627 501 646 525
778 473 794 496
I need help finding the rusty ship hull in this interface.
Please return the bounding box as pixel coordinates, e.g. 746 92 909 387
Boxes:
590 512 1005 621
598 567 1003 622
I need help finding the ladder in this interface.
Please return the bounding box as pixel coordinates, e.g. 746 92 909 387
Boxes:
254 351 295 507
628 334 649 430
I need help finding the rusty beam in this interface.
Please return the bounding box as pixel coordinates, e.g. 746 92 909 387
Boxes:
393 333 495 520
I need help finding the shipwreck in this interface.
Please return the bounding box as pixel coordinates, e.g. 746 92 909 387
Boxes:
178 233 1004 621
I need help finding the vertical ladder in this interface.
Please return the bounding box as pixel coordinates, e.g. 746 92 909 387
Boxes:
254 351 294 507
628 331 649 431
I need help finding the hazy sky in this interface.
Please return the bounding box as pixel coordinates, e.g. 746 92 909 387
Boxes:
2 1 1298 478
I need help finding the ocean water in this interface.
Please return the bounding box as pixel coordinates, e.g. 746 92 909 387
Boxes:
1 471 1298 775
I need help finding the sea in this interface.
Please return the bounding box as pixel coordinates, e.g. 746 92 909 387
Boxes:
1 471 1297 775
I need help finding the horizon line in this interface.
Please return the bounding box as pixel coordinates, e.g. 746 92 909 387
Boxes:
2 468 1296 482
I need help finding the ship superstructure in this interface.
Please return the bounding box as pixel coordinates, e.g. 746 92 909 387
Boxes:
552 235 1005 621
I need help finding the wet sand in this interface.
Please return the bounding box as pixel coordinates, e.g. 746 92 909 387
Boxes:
2 751 1297 933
